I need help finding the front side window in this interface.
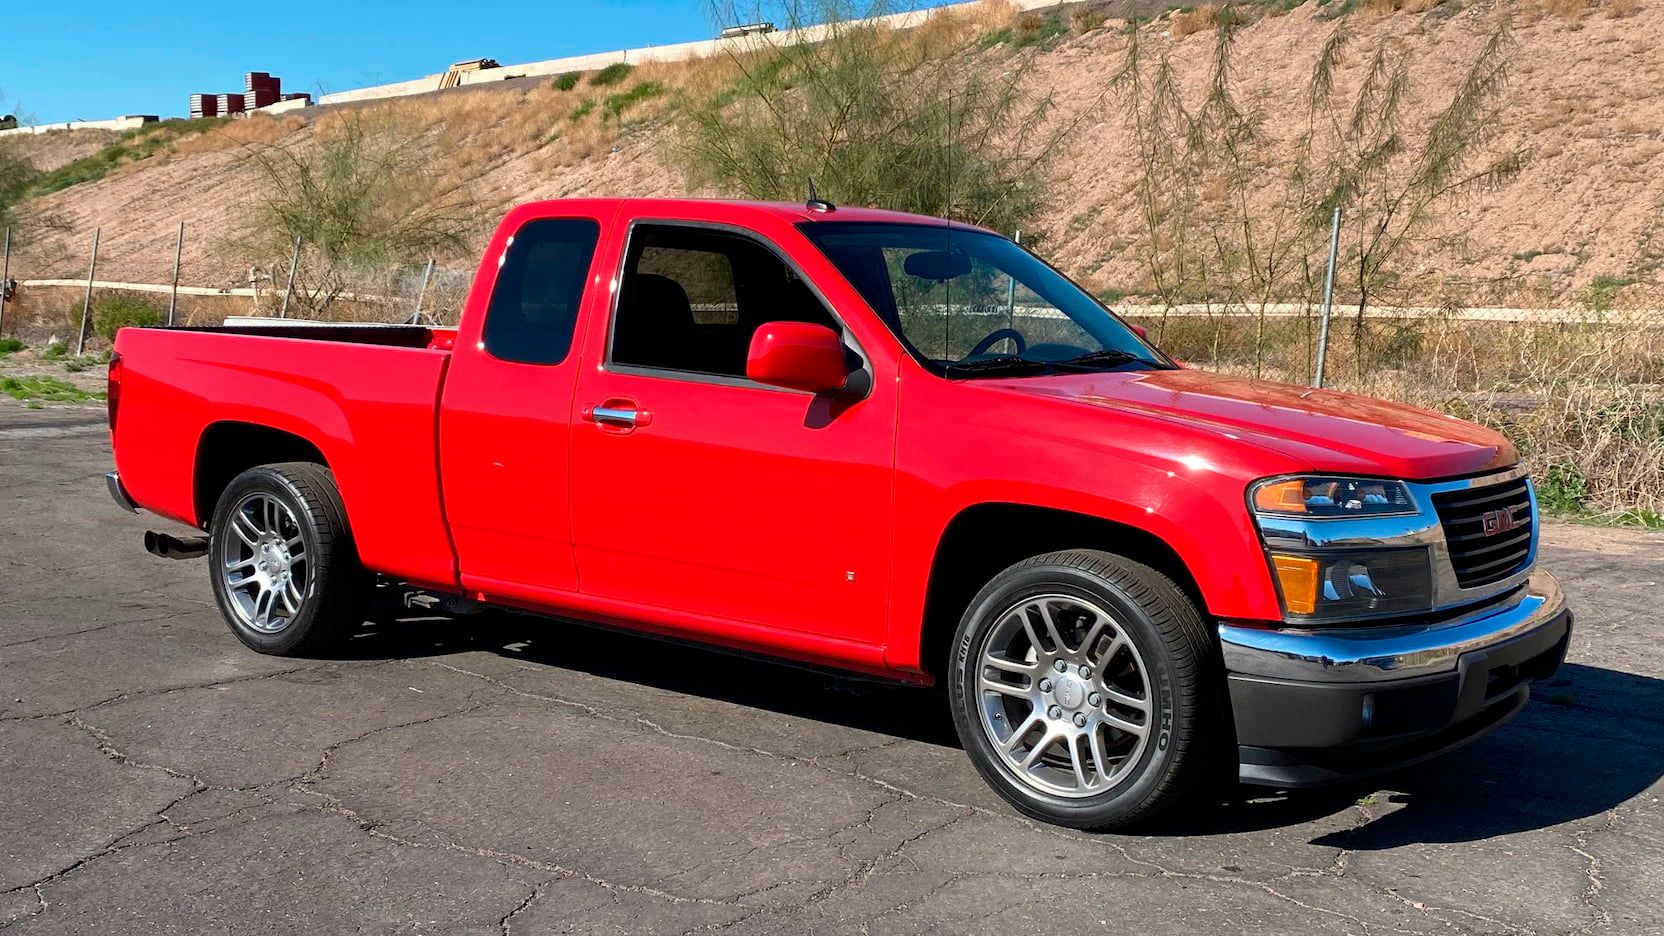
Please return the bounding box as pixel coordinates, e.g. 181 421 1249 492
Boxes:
798 222 1168 378
482 218 601 365
611 225 838 378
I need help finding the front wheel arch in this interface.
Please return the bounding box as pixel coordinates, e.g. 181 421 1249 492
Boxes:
917 503 1209 681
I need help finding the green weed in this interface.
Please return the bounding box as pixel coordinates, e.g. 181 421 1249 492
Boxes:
589 63 634 87
0 375 104 403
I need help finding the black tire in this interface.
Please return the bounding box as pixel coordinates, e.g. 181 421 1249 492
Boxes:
948 549 1224 831
207 462 370 656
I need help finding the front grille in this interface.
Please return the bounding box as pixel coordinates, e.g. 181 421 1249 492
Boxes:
1432 475 1535 589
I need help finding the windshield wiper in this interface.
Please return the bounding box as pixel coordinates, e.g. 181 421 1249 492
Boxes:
942 355 1057 377
1057 348 1138 366
1051 349 1150 371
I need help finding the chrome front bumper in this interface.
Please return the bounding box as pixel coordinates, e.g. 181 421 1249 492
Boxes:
1220 570 1572 786
1219 570 1568 683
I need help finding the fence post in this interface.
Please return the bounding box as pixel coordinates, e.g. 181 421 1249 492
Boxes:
167 222 184 326
0 226 10 338
1313 206 1342 389
411 257 435 324
76 228 100 357
279 235 302 318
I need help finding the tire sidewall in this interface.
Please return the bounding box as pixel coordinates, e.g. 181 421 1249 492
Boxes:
208 467 327 655
950 561 1185 827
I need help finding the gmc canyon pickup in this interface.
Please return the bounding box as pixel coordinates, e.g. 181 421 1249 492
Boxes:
105 197 1572 830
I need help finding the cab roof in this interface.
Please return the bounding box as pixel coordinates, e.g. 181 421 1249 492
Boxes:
518 197 1000 234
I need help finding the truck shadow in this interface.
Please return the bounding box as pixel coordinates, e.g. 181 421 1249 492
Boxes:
338 610 1663 845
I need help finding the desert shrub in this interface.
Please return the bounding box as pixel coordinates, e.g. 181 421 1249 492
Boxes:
1071 7 1111 31
242 114 479 317
1581 275 1637 312
1171 4 1222 34
92 293 164 340
979 26 1014 47
551 72 582 91
589 63 634 87
679 0 1057 235
0 338 21 355
569 99 597 122
1013 10 1069 46
601 82 666 122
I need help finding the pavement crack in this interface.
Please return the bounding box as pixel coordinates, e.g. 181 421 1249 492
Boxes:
1568 810 1617 934
424 660 794 759
0 612 180 650
300 703 490 784
295 785 762 912
0 663 342 725
499 878 557 936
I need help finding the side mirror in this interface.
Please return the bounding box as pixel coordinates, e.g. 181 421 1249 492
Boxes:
747 322 850 395
1129 323 1148 340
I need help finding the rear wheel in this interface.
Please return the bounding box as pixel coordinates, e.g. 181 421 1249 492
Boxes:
948 549 1223 830
208 462 369 656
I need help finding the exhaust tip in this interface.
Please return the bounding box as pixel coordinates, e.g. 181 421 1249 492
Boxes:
145 531 209 560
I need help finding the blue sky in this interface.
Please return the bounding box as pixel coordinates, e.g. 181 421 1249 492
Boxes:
2 1 770 123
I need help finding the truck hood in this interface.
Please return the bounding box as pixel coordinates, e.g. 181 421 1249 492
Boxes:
995 368 1516 480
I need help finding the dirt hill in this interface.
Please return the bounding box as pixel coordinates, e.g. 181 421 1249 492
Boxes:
5 0 1663 303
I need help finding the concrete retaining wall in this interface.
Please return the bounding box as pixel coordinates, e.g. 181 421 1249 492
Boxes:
322 0 1066 105
0 115 156 138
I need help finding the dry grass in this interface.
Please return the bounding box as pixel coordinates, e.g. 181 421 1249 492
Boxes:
1171 4 1223 36
1605 0 1643 17
169 114 305 157
1521 0 1598 20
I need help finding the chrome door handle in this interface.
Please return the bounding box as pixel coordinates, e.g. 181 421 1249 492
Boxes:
589 406 638 427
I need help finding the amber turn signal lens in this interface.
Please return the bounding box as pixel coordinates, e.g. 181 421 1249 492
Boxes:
1270 554 1320 615
1254 480 1308 514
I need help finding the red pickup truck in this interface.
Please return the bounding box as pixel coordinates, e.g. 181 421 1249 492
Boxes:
106 197 1571 830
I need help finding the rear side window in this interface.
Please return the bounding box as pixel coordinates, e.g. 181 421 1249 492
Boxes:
482 218 601 365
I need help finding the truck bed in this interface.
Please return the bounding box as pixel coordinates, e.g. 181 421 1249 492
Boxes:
110 325 459 588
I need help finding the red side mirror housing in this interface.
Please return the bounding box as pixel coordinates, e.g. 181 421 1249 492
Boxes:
747 322 849 394
1129 323 1148 340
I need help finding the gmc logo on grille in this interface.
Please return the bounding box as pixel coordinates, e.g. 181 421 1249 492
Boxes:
1481 507 1522 536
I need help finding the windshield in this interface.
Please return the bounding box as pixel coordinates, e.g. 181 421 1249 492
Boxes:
797 222 1169 378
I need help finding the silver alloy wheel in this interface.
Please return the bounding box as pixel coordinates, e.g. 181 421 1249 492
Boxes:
219 492 309 634
976 594 1154 798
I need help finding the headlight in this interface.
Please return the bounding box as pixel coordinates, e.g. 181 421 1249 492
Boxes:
1250 475 1433 623
1251 476 1415 518
1264 548 1434 622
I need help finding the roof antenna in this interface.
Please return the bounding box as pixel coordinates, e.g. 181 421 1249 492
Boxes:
806 177 836 213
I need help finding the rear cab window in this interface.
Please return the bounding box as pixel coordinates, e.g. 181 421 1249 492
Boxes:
482 218 602 365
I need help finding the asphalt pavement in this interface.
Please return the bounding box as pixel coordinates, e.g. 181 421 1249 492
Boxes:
2 401 1661 935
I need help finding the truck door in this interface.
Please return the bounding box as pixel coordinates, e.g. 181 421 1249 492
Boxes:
568 219 897 648
438 212 608 602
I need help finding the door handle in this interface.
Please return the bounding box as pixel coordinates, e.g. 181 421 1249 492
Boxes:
590 405 638 427
582 401 652 430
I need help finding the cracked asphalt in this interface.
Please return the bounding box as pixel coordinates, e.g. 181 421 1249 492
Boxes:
2 402 1662 936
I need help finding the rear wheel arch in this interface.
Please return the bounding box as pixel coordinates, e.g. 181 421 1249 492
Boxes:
918 503 1209 681
193 421 330 528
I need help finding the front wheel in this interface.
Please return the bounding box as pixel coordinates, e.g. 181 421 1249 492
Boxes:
207 462 370 656
948 550 1224 830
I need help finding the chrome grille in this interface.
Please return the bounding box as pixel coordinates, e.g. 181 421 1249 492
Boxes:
1432 476 1534 589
